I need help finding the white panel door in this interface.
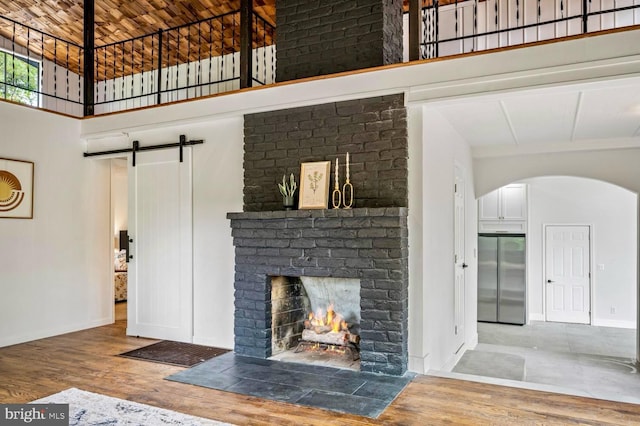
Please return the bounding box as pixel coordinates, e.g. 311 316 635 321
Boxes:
453 166 466 351
127 148 193 342
545 225 590 324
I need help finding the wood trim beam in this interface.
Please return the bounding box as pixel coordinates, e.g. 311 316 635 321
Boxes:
409 0 421 61
83 0 95 116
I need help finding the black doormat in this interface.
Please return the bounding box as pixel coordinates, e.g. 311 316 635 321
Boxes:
119 341 230 367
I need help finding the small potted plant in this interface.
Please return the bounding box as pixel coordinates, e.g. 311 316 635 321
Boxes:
278 173 297 210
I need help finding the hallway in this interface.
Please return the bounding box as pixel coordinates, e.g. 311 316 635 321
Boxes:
450 321 639 404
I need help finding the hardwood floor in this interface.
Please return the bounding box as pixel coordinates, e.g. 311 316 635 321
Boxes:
1 321 639 425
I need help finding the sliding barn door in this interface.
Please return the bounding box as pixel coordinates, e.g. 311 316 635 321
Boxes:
127 148 193 342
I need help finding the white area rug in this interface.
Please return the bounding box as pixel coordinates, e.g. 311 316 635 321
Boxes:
33 388 230 426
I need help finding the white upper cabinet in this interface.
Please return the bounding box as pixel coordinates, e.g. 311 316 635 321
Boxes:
478 184 527 233
479 189 501 220
500 184 527 220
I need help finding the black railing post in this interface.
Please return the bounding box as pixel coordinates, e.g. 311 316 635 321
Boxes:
409 0 421 61
83 0 95 116
434 0 440 58
582 0 589 33
157 29 164 105
240 0 253 88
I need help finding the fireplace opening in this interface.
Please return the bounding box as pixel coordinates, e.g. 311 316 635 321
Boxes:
270 276 361 370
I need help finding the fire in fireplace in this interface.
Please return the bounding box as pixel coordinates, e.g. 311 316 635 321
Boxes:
296 303 361 360
271 276 361 368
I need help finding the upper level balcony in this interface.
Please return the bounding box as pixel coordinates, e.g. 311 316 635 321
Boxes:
0 0 638 117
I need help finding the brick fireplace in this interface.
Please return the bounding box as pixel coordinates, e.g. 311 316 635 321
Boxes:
229 94 408 375
228 208 408 375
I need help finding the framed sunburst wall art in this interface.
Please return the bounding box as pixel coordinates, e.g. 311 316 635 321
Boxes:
0 158 34 219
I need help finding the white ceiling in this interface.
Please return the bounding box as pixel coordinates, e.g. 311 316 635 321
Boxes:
430 75 640 155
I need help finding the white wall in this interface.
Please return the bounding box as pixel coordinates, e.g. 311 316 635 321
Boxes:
474 149 640 197
0 101 112 347
522 176 637 328
408 106 478 373
191 118 244 347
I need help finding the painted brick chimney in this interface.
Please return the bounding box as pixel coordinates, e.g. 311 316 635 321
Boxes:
275 0 404 82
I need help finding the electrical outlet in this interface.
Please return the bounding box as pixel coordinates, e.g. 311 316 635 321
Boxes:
598 264 605 271
610 306 616 314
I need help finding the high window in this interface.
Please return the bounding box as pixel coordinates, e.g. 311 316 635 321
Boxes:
0 50 40 107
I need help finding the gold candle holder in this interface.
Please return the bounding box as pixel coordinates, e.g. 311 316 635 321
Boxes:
332 157 341 209
342 152 353 208
332 188 342 209
342 180 354 209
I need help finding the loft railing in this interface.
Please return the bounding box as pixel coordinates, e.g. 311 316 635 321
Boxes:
0 15 84 116
0 9 273 117
93 10 275 114
420 0 640 58
0 3 638 116
251 13 276 87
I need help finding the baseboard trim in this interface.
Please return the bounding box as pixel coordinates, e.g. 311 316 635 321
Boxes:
592 318 637 329
467 332 479 350
442 344 469 372
0 317 112 349
408 353 431 374
529 313 545 322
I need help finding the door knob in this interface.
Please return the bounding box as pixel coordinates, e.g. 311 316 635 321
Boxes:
547 279 554 283
462 263 468 268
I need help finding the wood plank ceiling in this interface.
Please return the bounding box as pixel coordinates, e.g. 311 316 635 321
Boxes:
0 1 275 46
0 1 431 78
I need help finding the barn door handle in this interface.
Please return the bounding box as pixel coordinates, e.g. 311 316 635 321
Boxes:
126 237 133 262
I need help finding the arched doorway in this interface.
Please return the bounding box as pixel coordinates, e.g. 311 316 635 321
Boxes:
456 169 640 403
474 148 640 364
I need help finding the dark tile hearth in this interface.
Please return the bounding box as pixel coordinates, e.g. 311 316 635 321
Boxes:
166 352 414 418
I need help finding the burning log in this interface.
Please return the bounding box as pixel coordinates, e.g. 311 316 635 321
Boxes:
301 303 360 348
301 329 360 346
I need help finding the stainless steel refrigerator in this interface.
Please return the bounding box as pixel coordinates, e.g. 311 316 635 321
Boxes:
477 234 526 325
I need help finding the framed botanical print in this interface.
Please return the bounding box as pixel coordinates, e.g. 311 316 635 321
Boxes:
299 161 331 209
0 158 34 219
